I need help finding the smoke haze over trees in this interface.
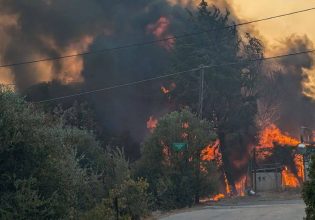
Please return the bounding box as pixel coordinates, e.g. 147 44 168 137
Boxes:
0 0 314 144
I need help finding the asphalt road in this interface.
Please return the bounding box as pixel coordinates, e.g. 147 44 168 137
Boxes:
160 200 305 220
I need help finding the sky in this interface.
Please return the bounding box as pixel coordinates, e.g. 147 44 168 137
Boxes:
231 0 315 53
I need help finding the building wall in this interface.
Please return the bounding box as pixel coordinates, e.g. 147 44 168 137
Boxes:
255 172 282 191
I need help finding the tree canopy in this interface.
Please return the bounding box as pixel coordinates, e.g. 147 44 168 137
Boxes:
0 88 149 220
136 108 218 209
168 1 264 190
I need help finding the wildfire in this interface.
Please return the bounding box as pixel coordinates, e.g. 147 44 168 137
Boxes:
161 82 176 94
257 124 303 188
224 175 232 195
147 116 158 133
201 139 220 162
161 86 170 94
294 154 304 182
282 166 300 188
202 141 235 197
258 124 299 148
210 193 225 201
235 176 246 196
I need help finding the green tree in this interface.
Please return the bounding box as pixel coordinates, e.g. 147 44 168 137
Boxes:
0 90 84 219
169 0 264 191
136 108 218 209
0 89 149 219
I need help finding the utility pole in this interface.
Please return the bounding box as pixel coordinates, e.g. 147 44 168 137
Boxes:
195 65 205 204
198 65 205 119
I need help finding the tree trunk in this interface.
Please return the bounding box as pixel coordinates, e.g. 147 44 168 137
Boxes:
218 131 237 194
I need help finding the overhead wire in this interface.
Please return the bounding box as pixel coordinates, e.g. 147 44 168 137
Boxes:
0 7 314 68
35 49 315 103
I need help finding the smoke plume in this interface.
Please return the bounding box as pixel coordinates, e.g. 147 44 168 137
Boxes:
261 34 315 137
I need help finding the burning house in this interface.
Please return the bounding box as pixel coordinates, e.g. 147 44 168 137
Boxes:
250 125 315 192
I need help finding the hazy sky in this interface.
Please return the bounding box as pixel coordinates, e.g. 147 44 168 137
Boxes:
232 0 315 50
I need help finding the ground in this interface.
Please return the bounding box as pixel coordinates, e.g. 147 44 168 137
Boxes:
153 192 306 220
159 200 304 220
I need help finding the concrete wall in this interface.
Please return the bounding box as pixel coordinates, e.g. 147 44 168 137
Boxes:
255 172 282 192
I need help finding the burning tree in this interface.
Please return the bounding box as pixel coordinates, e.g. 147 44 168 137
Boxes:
135 108 219 209
168 0 264 193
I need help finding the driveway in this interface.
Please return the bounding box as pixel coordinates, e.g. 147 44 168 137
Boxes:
159 200 305 220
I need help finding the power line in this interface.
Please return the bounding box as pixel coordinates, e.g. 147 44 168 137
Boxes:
1 7 314 69
35 49 315 103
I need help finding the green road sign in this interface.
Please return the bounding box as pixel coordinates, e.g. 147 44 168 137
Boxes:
172 143 187 151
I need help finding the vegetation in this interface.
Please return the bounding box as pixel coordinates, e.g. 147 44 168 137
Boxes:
0 89 149 220
135 108 218 209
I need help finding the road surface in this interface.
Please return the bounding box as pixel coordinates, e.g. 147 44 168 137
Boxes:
160 200 305 220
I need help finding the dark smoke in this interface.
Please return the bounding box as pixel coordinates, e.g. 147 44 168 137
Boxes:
262 35 315 137
0 0 194 142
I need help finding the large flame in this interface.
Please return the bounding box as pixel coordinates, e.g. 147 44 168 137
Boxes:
258 124 299 148
202 139 221 165
282 166 300 188
257 124 303 188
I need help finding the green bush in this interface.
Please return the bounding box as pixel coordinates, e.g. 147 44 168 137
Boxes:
81 178 149 220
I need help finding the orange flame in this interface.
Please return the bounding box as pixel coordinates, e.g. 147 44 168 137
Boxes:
201 139 220 162
161 86 170 94
161 82 176 94
235 176 246 196
282 166 300 188
224 173 232 195
294 154 304 182
258 124 299 148
147 116 158 133
210 193 225 201
257 124 303 188
202 140 233 196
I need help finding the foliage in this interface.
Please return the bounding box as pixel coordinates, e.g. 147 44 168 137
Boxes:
80 178 149 220
303 155 315 220
53 101 96 132
135 108 218 209
0 89 149 219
